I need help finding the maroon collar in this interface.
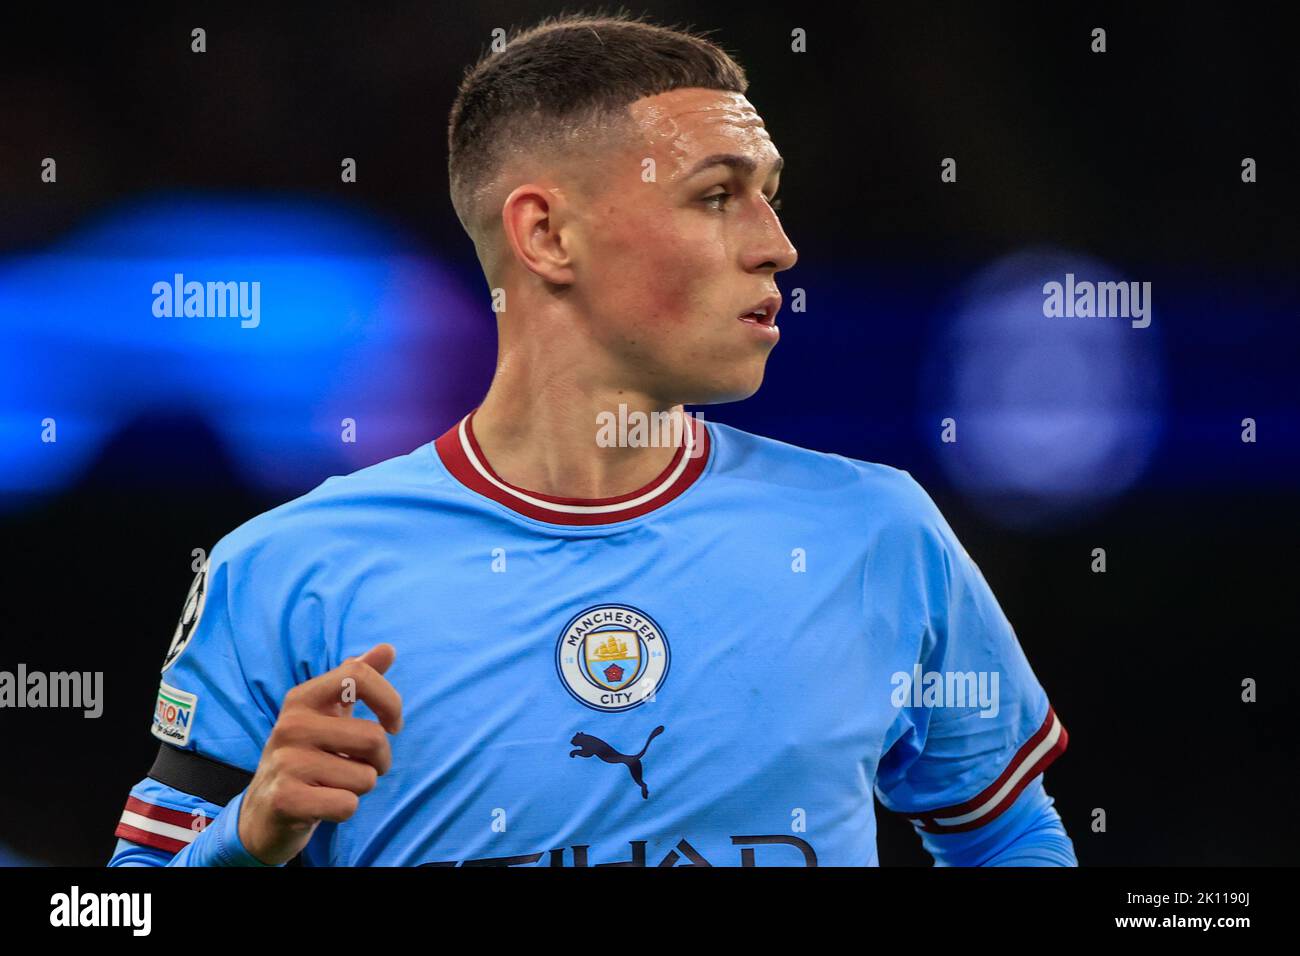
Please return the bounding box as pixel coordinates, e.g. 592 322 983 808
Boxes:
434 410 711 526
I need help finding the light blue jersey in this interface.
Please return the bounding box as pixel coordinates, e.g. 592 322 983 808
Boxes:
110 411 1070 866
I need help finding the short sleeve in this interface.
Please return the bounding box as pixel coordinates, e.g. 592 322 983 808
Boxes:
151 535 297 765
112 528 322 856
869 474 1068 834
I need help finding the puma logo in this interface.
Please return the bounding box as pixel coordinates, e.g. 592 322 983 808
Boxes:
569 726 665 799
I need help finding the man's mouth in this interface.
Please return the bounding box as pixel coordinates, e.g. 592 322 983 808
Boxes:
737 295 781 328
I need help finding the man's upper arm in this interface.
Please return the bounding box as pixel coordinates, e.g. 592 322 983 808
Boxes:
108 531 310 866
868 473 1071 862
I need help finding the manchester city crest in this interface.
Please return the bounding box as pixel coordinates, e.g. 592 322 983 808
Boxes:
555 604 670 712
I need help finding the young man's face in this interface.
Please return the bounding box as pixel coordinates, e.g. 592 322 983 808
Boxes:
565 88 797 405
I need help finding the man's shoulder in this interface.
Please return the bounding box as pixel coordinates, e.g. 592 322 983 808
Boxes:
706 418 937 521
707 422 968 578
210 439 451 566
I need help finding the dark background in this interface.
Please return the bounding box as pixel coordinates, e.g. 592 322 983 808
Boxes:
0 2 1296 865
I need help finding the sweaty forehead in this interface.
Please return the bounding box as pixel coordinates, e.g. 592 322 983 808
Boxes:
626 89 775 175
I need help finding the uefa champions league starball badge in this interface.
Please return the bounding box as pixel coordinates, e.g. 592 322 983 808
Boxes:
555 603 670 712
162 562 208 672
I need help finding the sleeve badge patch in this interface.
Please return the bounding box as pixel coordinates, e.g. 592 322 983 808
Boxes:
162 563 208 672
151 680 198 746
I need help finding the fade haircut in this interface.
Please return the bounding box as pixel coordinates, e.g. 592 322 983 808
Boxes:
447 10 748 260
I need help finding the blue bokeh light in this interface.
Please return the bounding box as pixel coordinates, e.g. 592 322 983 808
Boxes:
0 195 493 503
923 249 1166 529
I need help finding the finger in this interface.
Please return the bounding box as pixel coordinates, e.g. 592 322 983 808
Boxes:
292 749 380 796
270 712 393 775
345 660 403 733
354 643 396 676
272 781 361 825
284 659 403 733
339 644 398 724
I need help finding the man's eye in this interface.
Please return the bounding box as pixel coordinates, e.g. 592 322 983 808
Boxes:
702 191 784 212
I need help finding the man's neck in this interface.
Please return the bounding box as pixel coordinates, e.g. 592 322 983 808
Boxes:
470 384 687 500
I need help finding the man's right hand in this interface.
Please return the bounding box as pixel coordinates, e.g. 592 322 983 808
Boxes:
237 643 403 865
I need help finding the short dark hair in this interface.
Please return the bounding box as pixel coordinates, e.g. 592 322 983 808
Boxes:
447 10 748 246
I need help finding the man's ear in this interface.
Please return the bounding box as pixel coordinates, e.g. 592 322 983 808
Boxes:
500 183 576 286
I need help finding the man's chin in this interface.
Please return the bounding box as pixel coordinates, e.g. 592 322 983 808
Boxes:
679 366 769 406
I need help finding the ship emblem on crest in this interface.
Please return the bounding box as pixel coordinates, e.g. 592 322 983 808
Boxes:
586 630 641 690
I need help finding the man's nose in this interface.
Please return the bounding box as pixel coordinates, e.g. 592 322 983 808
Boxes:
744 205 798 273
